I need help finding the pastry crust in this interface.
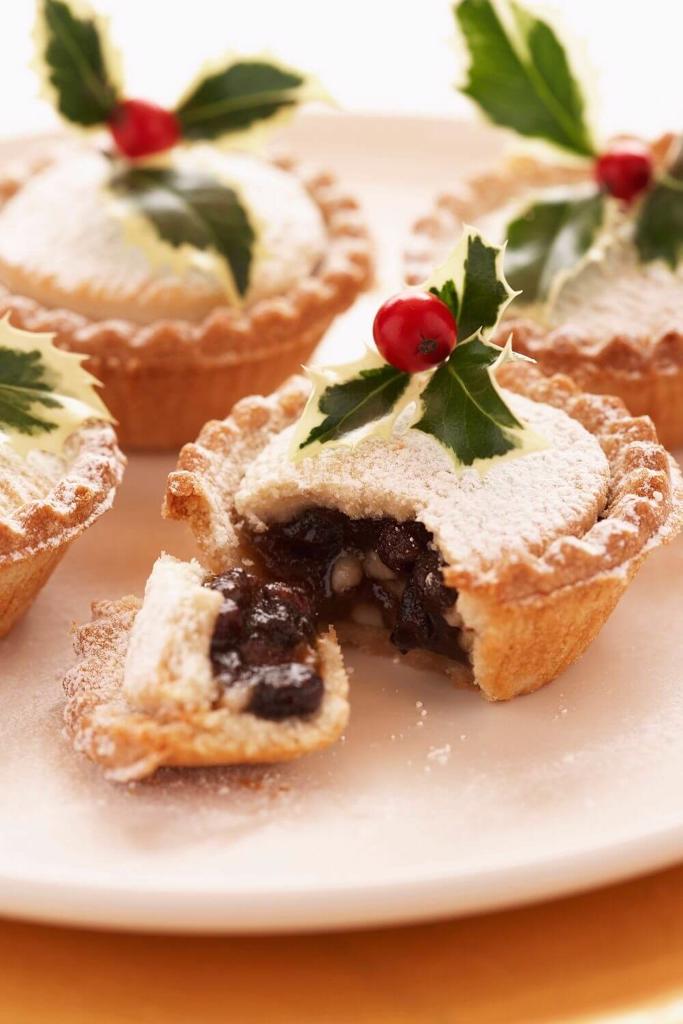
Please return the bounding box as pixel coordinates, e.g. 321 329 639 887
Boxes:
63 595 349 782
0 421 125 636
404 145 683 450
0 144 373 450
164 367 682 701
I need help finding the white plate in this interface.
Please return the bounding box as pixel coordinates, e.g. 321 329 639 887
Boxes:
1 114 683 934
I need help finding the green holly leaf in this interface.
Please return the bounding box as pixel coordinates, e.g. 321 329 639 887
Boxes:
110 166 255 298
424 229 517 342
0 348 61 437
175 59 327 143
504 189 606 301
293 351 411 456
0 316 113 457
290 230 541 470
36 0 120 127
635 137 683 267
454 0 596 157
413 336 537 466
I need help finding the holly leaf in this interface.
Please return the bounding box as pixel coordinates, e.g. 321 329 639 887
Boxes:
293 351 411 457
413 335 539 467
36 0 120 127
635 137 683 267
0 316 113 457
110 166 255 298
290 230 541 470
454 0 596 157
504 189 606 301
175 58 327 143
423 229 517 342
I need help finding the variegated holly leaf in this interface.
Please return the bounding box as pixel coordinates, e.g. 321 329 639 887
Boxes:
454 0 596 157
36 0 121 127
0 316 113 457
291 350 415 458
504 189 607 301
424 229 517 342
411 334 539 467
175 58 327 143
292 229 540 469
110 165 255 297
635 136 683 267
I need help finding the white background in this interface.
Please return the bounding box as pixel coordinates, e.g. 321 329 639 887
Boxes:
0 0 680 140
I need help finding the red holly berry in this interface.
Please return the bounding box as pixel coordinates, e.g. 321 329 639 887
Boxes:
108 99 181 159
373 290 457 373
595 142 653 203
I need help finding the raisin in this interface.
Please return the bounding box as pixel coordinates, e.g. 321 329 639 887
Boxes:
260 508 345 564
244 584 315 651
346 516 387 551
376 520 429 572
390 581 435 652
412 550 454 612
210 597 243 651
246 663 324 721
207 568 255 607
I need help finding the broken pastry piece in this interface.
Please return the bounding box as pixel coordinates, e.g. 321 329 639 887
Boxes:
63 554 349 781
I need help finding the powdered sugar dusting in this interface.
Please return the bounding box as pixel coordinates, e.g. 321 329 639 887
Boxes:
235 392 609 582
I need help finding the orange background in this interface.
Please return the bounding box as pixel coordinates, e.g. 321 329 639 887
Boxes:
3 863 683 1024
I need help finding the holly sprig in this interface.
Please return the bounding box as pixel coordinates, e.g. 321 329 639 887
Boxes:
0 316 114 457
292 231 542 470
454 0 683 297
36 0 324 145
34 0 327 299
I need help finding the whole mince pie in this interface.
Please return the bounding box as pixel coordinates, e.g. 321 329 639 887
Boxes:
0 1 372 450
63 231 682 780
0 318 123 637
406 0 683 449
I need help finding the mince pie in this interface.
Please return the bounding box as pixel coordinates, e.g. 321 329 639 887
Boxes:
0 318 124 636
407 0 683 448
164 365 681 702
0 1 372 450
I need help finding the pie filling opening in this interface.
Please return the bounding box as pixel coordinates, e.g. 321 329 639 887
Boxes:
204 511 470 723
203 569 324 723
257 507 468 651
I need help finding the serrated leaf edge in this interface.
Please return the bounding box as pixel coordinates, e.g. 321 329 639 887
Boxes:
421 226 519 341
104 167 261 305
409 332 547 475
174 52 332 153
0 314 114 458
289 348 419 462
33 0 124 131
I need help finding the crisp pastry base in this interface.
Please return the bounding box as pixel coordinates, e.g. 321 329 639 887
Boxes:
0 423 124 637
0 148 373 451
63 597 349 782
165 367 682 702
404 143 683 451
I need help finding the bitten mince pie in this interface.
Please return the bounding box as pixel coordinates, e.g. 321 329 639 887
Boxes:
64 555 348 781
406 0 683 449
65 231 681 780
165 234 682 700
0 1 371 450
0 319 124 636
